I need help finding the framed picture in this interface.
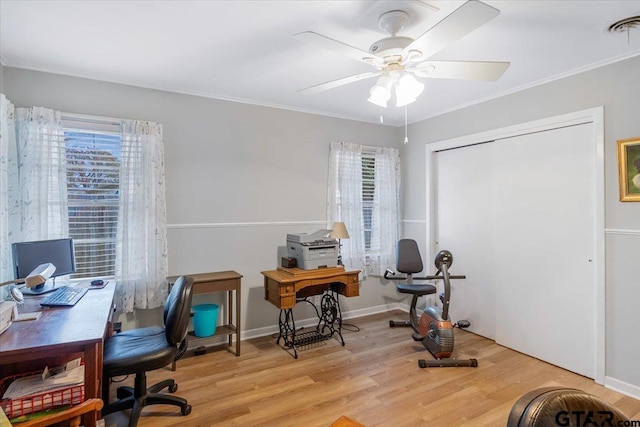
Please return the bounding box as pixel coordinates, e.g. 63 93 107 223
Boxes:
617 137 640 202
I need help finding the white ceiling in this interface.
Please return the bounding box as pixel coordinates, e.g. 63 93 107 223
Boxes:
1 0 639 127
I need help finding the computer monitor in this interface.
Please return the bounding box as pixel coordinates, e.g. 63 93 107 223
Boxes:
12 238 76 295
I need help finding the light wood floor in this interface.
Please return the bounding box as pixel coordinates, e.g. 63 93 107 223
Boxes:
103 310 640 427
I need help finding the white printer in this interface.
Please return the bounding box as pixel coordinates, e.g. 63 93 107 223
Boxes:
286 230 338 270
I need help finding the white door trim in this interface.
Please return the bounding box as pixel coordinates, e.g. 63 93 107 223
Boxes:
425 107 605 384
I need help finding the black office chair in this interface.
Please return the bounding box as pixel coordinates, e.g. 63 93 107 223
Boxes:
102 275 194 427
385 239 437 331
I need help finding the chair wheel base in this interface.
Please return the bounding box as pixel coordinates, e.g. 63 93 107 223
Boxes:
182 404 192 416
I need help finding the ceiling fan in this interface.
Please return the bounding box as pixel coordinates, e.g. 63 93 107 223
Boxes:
294 0 510 108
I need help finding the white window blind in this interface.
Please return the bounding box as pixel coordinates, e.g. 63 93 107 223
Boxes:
362 153 375 252
62 116 122 278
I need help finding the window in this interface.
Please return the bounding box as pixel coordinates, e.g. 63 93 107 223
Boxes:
327 142 400 277
9 106 168 312
65 131 120 278
62 118 122 279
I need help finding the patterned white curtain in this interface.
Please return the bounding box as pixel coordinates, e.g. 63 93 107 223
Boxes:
327 142 400 278
12 106 69 243
0 94 16 284
327 142 367 276
370 146 401 276
116 119 168 313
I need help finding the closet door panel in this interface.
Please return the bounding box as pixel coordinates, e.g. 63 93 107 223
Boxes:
493 124 595 378
435 143 496 340
434 122 595 377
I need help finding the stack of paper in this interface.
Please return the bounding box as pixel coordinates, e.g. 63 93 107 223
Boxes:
1 359 84 416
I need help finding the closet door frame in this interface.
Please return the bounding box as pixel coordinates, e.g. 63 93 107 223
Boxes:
424 107 605 384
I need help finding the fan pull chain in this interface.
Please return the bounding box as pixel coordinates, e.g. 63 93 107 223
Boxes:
404 105 409 144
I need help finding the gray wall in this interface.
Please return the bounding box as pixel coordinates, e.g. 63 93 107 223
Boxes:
402 55 640 395
2 67 405 335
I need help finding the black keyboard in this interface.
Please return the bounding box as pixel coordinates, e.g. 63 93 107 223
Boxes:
40 286 88 307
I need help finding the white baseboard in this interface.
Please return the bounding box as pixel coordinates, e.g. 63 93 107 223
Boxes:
242 303 406 341
605 376 640 400
343 303 405 319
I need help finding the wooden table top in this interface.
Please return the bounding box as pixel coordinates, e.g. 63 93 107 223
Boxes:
167 270 243 284
0 282 116 357
261 266 358 283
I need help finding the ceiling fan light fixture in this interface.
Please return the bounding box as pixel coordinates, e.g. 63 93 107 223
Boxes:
395 73 424 106
295 1 509 117
398 73 424 96
368 75 393 107
368 90 389 108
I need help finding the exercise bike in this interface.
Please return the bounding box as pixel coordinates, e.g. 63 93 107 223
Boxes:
385 249 477 368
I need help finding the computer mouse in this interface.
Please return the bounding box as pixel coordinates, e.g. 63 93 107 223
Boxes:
91 279 104 286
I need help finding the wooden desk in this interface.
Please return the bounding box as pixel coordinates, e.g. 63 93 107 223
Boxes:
262 266 359 358
167 271 242 358
263 266 359 309
0 283 116 427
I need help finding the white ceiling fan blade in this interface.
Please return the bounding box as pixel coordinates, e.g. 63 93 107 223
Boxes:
402 0 500 61
410 60 510 81
293 31 383 67
298 72 380 95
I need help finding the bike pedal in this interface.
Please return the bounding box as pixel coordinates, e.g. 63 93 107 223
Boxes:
411 332 424 342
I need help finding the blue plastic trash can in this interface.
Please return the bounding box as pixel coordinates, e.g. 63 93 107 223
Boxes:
192 304 219 337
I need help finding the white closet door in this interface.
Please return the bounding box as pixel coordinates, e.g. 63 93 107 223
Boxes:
435 123 595 378
493 124 595 378
436 143 496 340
